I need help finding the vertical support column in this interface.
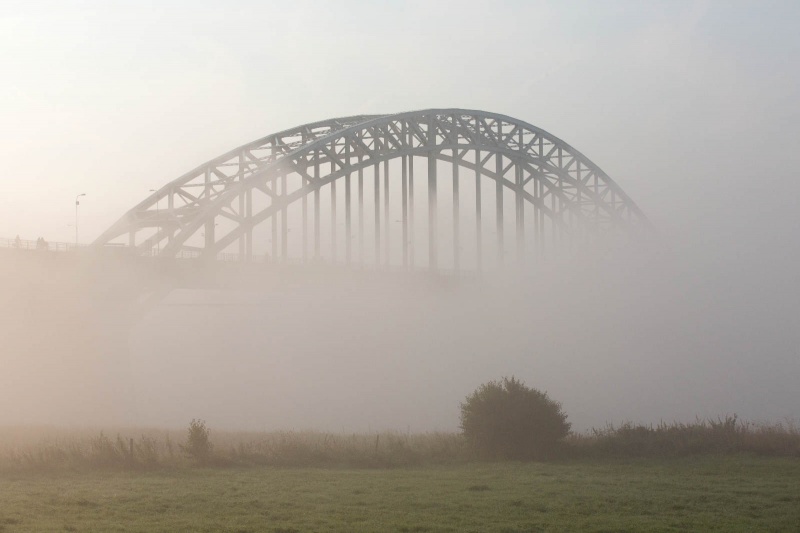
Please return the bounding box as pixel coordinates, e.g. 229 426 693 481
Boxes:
205 221 216 254
495 153 504 265
428 150 438 270
427 113 438 270
401 154 408 268
331 177 337 262
553 175 561 252
167 189 174 248
238 151 246 260
245 188 252 260
553 186 559 249
271 177 278 262
358 157 364 265
534 135 552 246
573 158 581 252
453 149 460 273
383 159 390 266
345 138 352 265
610 187 617 230
302 162 308 263
314 151 321 259
516 131 526 266
475 148 482 272
532 173 539 261
238 191 245 259
408 154 415 267
374 162 380 265
539 177 545 258
281 174 288 261
515 161 524 264
204 168 215 254
401 122 409 270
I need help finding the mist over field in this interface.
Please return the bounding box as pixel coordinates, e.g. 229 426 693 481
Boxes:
122 240 797 433
1 0 799 435
2 205 797 434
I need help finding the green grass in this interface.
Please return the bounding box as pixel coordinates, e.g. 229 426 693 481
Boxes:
1 456 799 532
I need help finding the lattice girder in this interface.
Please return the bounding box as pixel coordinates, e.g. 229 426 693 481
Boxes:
94 109 651 269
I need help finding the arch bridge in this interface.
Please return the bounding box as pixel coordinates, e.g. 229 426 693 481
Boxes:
94 109 652 272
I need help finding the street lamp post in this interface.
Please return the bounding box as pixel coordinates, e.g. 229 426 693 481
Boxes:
75 193 86 247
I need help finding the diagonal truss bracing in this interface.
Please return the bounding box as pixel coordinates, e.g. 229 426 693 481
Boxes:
93 109 653 271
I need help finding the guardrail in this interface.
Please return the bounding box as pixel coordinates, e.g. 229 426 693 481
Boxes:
0 238 285 264
0 237 466 276
0 237 87 253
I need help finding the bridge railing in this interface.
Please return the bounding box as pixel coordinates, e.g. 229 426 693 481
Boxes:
0 237 87 253
0 237 299 264
0 237 470 276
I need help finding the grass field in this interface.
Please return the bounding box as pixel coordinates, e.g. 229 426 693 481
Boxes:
1 456 799 532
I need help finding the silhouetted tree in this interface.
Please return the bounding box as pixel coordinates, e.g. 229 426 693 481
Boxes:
460 377 570 460
181 419 213 463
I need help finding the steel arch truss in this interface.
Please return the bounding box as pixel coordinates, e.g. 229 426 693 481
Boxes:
94 109 652 270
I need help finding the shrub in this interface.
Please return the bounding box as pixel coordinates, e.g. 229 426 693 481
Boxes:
181 419 213 463
460 377 570 460
567 416 800 458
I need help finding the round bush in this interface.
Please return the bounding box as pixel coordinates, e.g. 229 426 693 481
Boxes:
460 377 570 460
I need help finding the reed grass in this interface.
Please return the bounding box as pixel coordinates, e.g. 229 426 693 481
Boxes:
1 416 797 472
0 427 469 472
567 415 800 458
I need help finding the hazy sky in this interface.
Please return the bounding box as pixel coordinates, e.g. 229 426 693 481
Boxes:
1 1 799 431
1 0 798 244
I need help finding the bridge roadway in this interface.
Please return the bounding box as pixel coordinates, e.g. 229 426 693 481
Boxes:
0 239 462 294
0 245 464 424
